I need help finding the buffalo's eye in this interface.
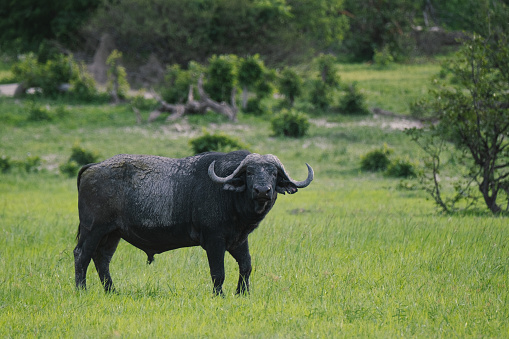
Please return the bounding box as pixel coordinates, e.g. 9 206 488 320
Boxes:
246 170 253 176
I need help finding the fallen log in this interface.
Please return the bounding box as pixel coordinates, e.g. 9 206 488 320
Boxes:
148 75 237 122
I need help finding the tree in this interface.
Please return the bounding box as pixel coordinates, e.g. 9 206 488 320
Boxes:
410 34 509 213
238 55 265 109
427 0 509 36
204 54 237 103
278 68 303 107
342 0 420 61
83 0 348 65
309 54 340 111
0 0 102 56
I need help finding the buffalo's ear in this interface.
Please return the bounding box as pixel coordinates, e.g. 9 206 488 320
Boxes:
276 179 298 194
223 178 246 192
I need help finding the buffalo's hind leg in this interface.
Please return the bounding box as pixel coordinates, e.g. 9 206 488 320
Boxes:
74 223 97 290
92 231 121 293
74 223 116 291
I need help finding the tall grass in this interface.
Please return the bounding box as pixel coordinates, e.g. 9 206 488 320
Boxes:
1 59 508 337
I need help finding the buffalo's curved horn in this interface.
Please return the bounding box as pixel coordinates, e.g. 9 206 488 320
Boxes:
208 154 258 183
266 154 314 188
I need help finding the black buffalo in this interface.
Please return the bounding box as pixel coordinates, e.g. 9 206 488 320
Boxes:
74 150 313 295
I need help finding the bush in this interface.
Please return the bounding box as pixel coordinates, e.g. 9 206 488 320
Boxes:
70 62 98 100
0 154 41 173
0 155 12 173
190 131 247 154
27 102 52 122
106 50 130 101
161 64 194 103
131 93 158 111
60 144 100 177
23 154 41 173
373 46 394 68
12 53 97 100
204 55 237 103
271 109 310 138
69 144 100 165
385 157 417 178
309 79 332 110
59 161 81 177
360 144 393 172
339 82 370 115
278 67 302 107
244 97 266 116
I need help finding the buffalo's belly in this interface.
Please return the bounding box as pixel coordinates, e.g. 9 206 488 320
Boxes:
118 222 200 253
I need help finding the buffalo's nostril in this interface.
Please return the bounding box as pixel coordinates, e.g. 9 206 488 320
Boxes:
254 185 271 198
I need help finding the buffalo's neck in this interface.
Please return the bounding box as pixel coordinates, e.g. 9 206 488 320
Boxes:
234 194 276 226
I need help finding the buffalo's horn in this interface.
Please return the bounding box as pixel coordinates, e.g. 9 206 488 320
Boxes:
208 154 258 183
266 154 314 188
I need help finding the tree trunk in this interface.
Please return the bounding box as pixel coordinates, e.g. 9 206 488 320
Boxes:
242 85 248 109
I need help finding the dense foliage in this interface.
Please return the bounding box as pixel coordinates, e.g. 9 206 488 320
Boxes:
83 0 347 65
0 0 102 56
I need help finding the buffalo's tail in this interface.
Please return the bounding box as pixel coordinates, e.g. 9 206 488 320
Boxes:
77 163 96 191
76 163 96 243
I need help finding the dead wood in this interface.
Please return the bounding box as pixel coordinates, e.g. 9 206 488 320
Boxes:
148 75 238 122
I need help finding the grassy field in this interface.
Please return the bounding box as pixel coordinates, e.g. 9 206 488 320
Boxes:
1 60 508 338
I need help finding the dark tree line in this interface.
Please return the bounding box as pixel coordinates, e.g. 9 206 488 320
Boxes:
2 0 508 65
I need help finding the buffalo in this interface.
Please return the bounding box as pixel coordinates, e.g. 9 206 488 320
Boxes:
74 150 313 295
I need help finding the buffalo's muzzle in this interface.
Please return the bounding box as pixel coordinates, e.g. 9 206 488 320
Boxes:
254 185 272 201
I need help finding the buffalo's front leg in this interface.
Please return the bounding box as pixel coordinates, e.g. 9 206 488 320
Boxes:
229 240 252 295
205 241 226 296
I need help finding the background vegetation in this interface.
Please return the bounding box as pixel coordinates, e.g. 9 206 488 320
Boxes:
1 0 508 337
1 58 508 337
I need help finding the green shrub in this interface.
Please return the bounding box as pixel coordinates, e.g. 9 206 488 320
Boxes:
271 109 310 138
69 144 100 165
107 50 130 100
309 79 332 110
0 155 12 173
12 53 97 100
27 102 52 122
70 62 98 100
190 131 247 154
0 154 41 173
339 82 370 115
360 144 393 172
161 64 194 103
60 144 100 177
59 160 81 177
23 154 41 172
244 97 266 116
131 93 158 111
385 157 417 178
278 67 302 107
373 46 394 68
204 55 237 103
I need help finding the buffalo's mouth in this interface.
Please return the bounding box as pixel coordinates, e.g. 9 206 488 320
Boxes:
254 196 272 204
253 197 271 213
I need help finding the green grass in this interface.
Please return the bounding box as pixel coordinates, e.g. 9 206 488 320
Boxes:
1 59 508 337
338 62 442 115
